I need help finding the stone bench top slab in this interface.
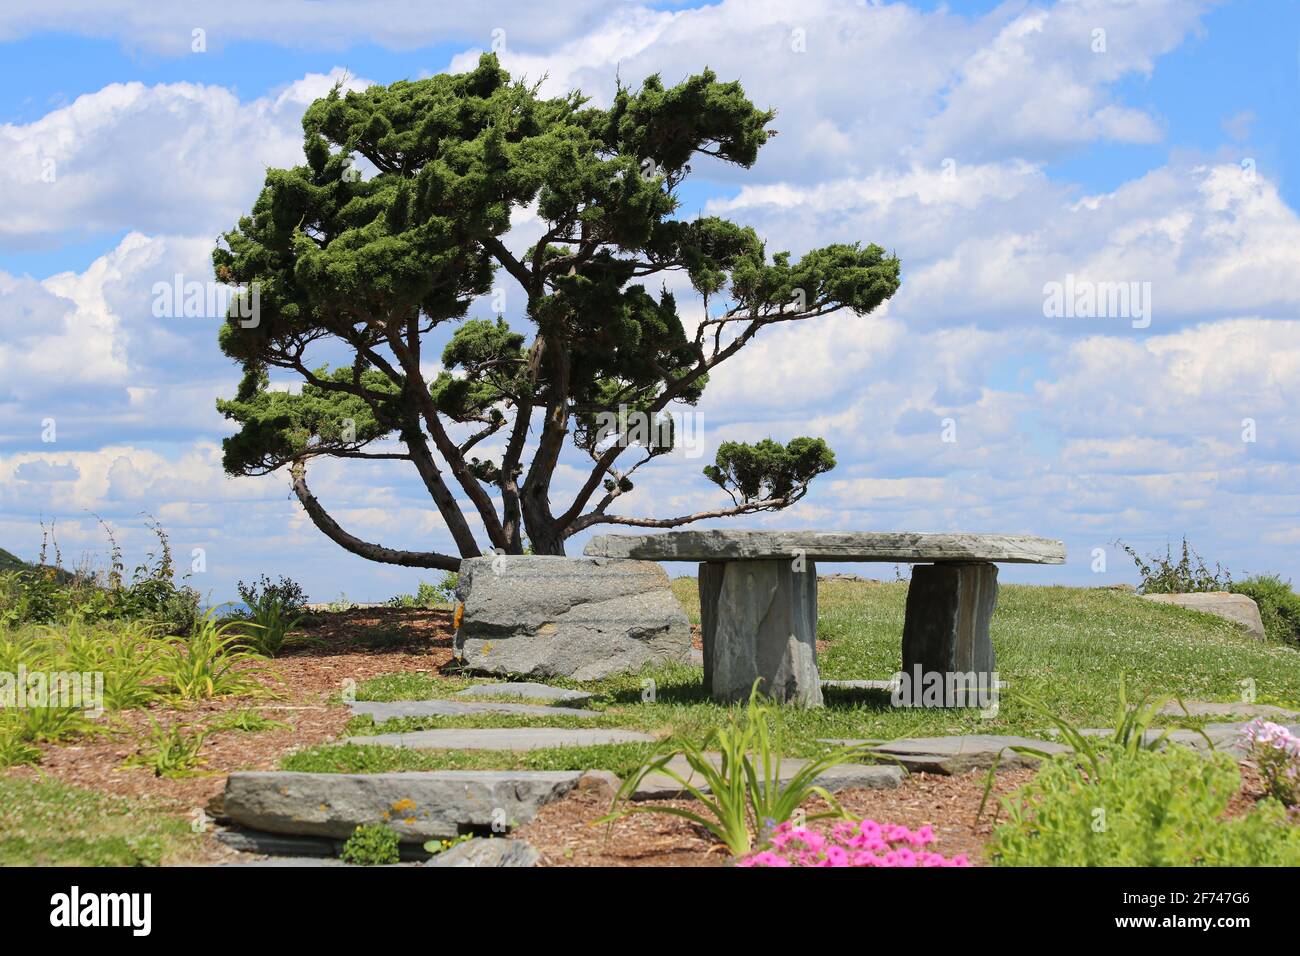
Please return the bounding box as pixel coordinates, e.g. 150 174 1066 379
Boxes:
584 530 1065 564
346 727 655 751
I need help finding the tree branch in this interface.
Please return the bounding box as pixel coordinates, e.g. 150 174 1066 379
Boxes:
289 460 461 570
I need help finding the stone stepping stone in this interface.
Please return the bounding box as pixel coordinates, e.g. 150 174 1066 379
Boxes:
348 699 595 721
425 838 539 867
631 754 903 800
1157 700 1300 721
346 727 654 751
865 734 1071 775
454 683 594 705
222 770 582 841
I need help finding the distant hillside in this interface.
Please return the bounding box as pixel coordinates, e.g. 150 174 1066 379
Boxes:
0 548 75 582
0 547 29 573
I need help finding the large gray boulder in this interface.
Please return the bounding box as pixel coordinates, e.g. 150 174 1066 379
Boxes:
453 556 691 680
1141 591 1266 640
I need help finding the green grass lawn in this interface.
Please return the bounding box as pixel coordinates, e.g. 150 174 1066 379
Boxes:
298 577 1300 770
0 776 201 866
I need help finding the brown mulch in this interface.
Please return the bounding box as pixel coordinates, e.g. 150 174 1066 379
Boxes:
516 768 1038 866
3 607 457 862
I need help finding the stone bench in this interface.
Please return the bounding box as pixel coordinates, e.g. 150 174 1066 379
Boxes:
583 531 1066 708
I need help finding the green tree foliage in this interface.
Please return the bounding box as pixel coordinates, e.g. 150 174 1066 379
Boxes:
214 55 900 564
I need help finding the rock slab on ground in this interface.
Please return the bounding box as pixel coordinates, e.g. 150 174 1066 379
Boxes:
1141 592 1266 640
453 556 692 681
867 734 1071 774
345 727 655 751
1157 700 1300 721
221 770 582 841
425 838 540 867
454 682 594 705
349 699 595 721
631 754 902 800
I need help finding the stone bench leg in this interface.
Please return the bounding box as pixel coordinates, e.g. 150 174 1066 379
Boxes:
699 559 823 707
900 562 998 707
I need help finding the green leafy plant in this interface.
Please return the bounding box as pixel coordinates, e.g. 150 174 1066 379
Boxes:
977 677 1200 824
207 708 291 734
1117 536 1231 594
0 721 42 769
1231 574 1300 647
388 573 458 609
599 683 871 856
237 593 304 657
340 823 401 865
97 625 165 711
123 718 209 778
160 609 267 701
423 832 474 856
991 744 1300 866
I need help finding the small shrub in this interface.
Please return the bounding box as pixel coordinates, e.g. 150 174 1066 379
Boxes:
1230 574 1300 647
236 575 308 616
1241 719 1299 807
1117 537 1231 594
340 823 401 865
387 573 457 609
992 744 1300 866
740 819 970 867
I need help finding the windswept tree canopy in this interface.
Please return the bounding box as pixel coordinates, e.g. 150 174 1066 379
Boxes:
214 54 900 567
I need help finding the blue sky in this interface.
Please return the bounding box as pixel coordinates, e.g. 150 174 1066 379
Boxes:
1 0 1298 603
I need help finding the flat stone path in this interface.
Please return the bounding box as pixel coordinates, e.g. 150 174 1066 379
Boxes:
631 754 903 799
1157 700 1300 721
346 727 655 751
349 699 596 721
454 682 594 705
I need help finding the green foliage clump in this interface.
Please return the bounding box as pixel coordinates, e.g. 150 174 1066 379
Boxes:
340 823 401 866
1231 574 1300 647
236 594 305 657
0 520 199 632
237 574 309 615
992 744 1300 866
122 719 208 778
1118 537 1231 594
159 610 268 700
704 437 835 509
387 572 458 609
